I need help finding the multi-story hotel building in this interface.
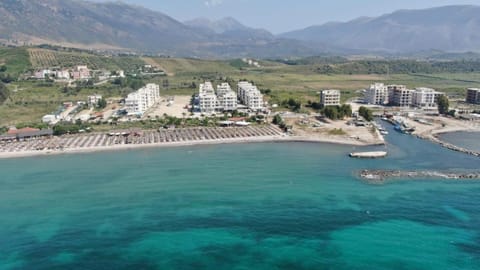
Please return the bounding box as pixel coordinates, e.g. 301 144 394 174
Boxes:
237 81 264 111
320 90 341 107
199 82 217 113
365 83 389 105
125 83 160 115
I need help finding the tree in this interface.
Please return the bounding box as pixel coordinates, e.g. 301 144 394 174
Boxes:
323 106 339 120
260 89 272 95
358 106 374 121
322 105 351 120
272 114 284 126
283 98 301 112
0 73 14 83
339 104 352 118
437 95 450 115
0 82 9 104
97 98 107 109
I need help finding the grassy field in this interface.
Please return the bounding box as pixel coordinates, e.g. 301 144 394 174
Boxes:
0 47 31 75
141 59 476 104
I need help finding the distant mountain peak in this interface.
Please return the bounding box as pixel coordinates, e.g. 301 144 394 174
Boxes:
0 0 312 58
184 17 249 34
280 5 480 53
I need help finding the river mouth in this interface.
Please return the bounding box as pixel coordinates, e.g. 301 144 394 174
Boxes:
437 131 480 152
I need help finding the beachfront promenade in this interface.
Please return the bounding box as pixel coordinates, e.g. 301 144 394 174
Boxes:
0 125 285 157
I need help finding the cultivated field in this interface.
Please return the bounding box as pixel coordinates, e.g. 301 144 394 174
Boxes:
28 48 146 71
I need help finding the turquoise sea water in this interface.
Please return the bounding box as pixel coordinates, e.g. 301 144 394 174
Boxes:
1 126 480 269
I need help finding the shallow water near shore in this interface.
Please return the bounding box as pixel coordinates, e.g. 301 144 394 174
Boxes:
438 131 480 152
1 127 480 269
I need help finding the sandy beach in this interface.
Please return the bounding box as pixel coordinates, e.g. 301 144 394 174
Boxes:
0 125 384 159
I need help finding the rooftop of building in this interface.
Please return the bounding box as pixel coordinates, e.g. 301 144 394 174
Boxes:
321 89 341 95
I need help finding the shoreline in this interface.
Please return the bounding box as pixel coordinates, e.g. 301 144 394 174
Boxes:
385 116 480 158
0 134 383 160
416 132 480 158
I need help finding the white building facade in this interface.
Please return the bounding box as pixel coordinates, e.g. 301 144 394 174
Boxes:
237 81 264 111
199 82 217 113
387 85 413 107
365 83 389 105
88 94 103 107
412 88 443 108
56 70 71 80
216 83 238 111
466 88 480 104
125 84 160 115
320 90 341 107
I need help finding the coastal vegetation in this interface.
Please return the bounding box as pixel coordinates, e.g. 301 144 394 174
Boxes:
322 105 352 120
437 95 450 115
52 121 92 136
281 98 302 112
272 114 287 130
358 106 374 121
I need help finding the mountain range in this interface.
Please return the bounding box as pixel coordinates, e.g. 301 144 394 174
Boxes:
1 1 480 57
280 5 480 54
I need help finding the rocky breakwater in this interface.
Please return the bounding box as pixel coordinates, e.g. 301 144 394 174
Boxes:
416 134 480 158
359 169 480 184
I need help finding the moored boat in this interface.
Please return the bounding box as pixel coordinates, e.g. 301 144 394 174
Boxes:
349 151 388 159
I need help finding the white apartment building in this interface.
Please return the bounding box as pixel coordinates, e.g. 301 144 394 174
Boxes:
216 82 232 96
237 81 264 111
216 83 238 111
412 87 443 108
125 83 160 115
466 88 480 104
320 90 341 107
388 85 413 107
88 94 103 107
56 70 71 80
244 91 264 111
199 82 217 113
365 83 389 105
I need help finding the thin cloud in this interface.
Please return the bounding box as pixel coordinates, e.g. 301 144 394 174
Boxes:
204 0 223 7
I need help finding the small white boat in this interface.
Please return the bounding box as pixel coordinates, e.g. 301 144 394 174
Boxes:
349 151 387 159
380 130 389 135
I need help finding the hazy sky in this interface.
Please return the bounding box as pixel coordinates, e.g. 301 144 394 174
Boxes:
94 0 480 33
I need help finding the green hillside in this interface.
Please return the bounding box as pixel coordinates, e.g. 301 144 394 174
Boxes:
0 47 31 76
